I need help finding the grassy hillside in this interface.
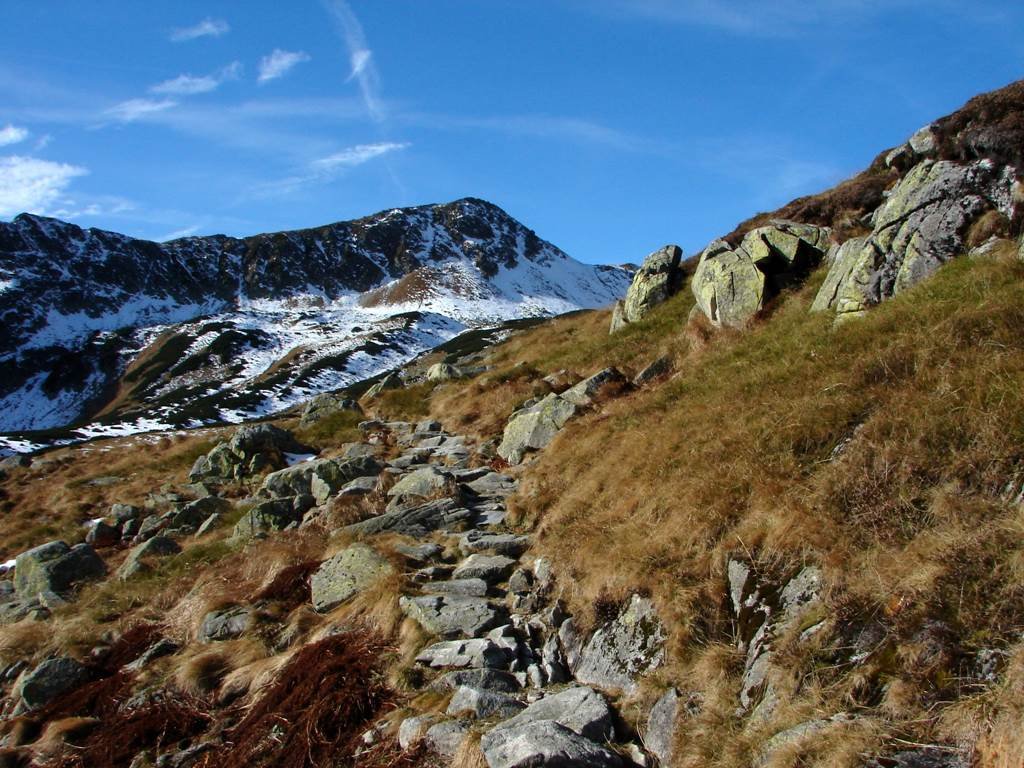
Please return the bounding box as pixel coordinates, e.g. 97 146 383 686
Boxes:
396 250 1024 766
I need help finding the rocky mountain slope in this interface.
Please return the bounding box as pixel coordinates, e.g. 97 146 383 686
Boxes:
0 198 630 449
1 81 1024 768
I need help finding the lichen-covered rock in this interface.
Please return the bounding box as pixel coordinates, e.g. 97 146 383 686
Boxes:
117 536 181 580
813 159 1014 319
693 221 830 327
480 720 623 768
415 638 513 669
610 245 683 333
559 367 626 407
633 356 672 387
574 594 666 694
231 499 301 540
452 554 517 583
424 720 470 759
310 543 393 613
260 456 381 503
447 685 525 719
387 466 451 499
85 519 120 548
299 394 361 427
431 668 522 693
188 424 306 484
645 688 679 766
198 605 252 642
400 594 507 639
427 362 463 383
14 541 105 600
497 394 578 464
488 686 615 743
365 371 403 398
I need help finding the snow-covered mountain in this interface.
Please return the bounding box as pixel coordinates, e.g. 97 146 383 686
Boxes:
0 198 630 448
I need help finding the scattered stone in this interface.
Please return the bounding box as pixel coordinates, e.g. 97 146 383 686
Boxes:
299 394 362 427
14 541 106 600
645 688 679 766
453 554 517 583
480 720 623 768
310 543 394 613
338 476 378 496
427 362 463 383
415 639 512 669
560 367 627 407
497 394 578 465
424 720 470 759
125 639 180 672
194 513 223 537
365 372 404 398
169 496 230 529
488 685 615 743
431 668 522 693
118 536 181 580
863 748 968 768
86 519 120 548
135 514 165 542
189 424 307 484
466 472 517 497
460 532 530 557
398 715 437 749
447 685 525 719
232 499 300 540
15 657 90 711
400 594 507 638
388 466 451 499
343 497 473 538
422 578 490 598
575 594 666 694
755 715 849 767
198 605 252 642
633 356 672 387
395 543 443 563
110 503 142 523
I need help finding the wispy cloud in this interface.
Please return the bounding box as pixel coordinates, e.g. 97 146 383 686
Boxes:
0 155 88 217
258 49 311 83
254 141 409 197
312 142 410 171
0 124 29 147
160 224 201 241
170 18 230 42
324 0 384 121
150 62 242 96
105 98 178 123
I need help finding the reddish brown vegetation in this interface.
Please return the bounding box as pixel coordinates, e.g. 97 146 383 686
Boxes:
196 631 394 768
250 560 319 612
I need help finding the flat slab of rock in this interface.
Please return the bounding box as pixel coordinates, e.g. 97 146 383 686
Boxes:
574 594 666 694
311 543 393 613
488 685 615 743
388 466 451 499
343 498 472 537
198 606 252 642
460 532 530 557
447 685 525 719
425 719 470 759
16 657 90 711
645 688 679 766
480 720 623 768
416 639 512 669
421 578 490 598
400 594 507 638
452 554 517 583
431 668 522 693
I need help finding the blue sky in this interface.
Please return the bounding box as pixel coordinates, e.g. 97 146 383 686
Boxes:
1 1 1022 264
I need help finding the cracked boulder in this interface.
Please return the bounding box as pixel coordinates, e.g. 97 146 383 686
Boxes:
610 244 684 333
574 594 666 694
692 220 831 327
14 541 105 600
480 720 623 768
310 543 394 613
497 394 578 465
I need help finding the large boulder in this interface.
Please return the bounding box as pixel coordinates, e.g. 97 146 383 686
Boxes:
692 221 830 327
813 158 1015 320
400 594 507 638
415 638 513 669
260 456 382 503
117 536 181 580
387 466 451 499
480 720 623 768
15 657 90 711
299 394 361 427
446 685 525 719
427 362 463 383
310 543 394 613
231 499 302 540
497 394 578 465
189 424 307 484
14 541 105 600
574 594 666 694
487 686 615 743
610 244 684 333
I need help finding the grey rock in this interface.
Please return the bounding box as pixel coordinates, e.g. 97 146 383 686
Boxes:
633 356 672 387
497 394 578 464
118 536 181 580
110 503 142 523
427 362 463 383
645 688 679 766
422 578 490 597
14 541 105 600
135 514 165 541
431 668 522 693
466 472 517 497
299 393 361 427
189 424 306 484
447 685 525 719
908 124 938 156
508 568 533 595
16 656 90 710
398 715 437 749
232 499 300 540
558 618 585 672
755 715 849 767
560 367 627 407
338 476 379 496
610 245 684 333
416 638 512 669
198 605 252 642
461 532 531 557
365 371 404 398
387 466 451 499
489 685 615 743
575 594 666 694
261 456 382 504
424 719 470 759
86 519 120 548
343 497 473 538
863 748 967 768
400 594 507 638
453 554 517 583
395 542 443 563
310 543 393 613
169 496 229 529
481 720 623 768
125 638 180 672
194 513 223 537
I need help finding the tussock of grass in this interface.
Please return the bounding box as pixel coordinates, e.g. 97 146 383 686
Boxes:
291 409 363 451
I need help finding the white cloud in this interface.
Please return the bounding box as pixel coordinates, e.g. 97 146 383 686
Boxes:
170 18 230 42
0 124 29 146
34 134 52 151
0 155 88 217
325 1 384 121
105 98 178 123
160 224 201 241
150 62 242 95
258 49 311 83
311 142 409 170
